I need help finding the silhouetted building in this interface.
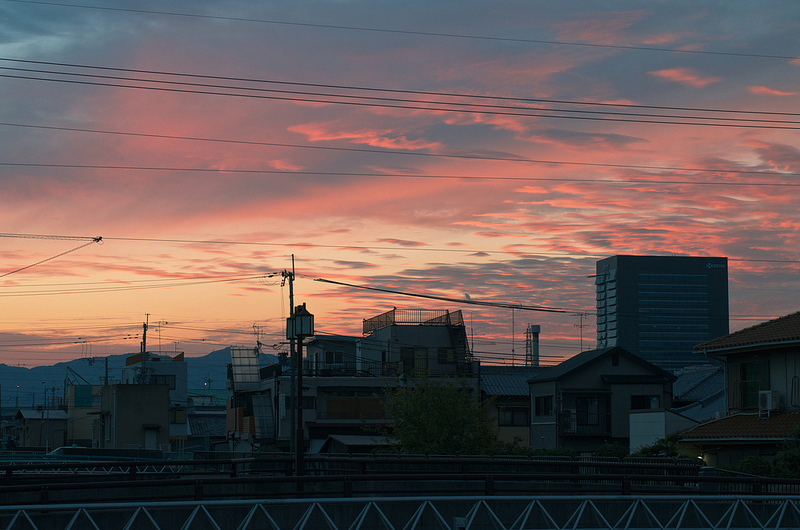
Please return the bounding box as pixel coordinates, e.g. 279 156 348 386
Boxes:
595 255 729 370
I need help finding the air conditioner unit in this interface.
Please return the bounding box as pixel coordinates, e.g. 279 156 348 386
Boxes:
758 390 780 412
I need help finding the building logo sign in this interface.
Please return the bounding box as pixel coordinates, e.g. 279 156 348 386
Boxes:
706 263 726 269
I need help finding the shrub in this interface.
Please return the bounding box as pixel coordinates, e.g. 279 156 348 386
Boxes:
594 442 629 460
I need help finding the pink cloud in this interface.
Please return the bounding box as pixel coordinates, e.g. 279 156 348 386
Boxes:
289 122 441 151
649 67 723 87
748 86 797 96
557 11 647 45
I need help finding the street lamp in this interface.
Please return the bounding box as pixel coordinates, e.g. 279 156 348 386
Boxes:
286 303 314 479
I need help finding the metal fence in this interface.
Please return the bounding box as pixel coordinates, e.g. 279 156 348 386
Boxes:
2 495 800 529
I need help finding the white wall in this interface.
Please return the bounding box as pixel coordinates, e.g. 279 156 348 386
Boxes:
629 410 697 452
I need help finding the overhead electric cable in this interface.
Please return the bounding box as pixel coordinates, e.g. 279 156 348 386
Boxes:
0 236 101 278
2 58 799 118
314 277 572 313
3 160 800 186
4 233 800 265
0 274 267 297
0 67 798 128
3 2 798 61
2 62 799 127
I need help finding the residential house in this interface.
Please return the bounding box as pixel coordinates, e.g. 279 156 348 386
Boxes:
14 409 68 449
528 346 675 454
680 311 800 467
628 365 725 452
480 365 547 446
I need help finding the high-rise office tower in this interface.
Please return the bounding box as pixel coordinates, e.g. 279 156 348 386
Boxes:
595 255 729 370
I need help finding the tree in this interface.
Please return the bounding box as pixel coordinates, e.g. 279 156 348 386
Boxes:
771 427 800 478
379 377 500 455
630 433 685 458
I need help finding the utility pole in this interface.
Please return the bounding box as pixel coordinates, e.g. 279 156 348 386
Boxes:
140 314 149 384
281 257 296 456
573 312 589 352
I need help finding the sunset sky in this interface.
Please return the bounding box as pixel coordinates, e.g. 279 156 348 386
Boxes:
2 1 800 369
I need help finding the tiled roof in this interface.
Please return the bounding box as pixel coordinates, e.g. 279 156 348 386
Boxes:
671 393 726 423
480 366 548 396
673 366 724 402
694 311 800 353
680 411 800 441
188 411 227 437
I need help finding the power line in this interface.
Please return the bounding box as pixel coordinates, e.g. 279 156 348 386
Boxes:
2 59 799 120
3 161 799 187
4 233 800 265
1 63 799 128
0 236 101 278
4 1 798 61
314 277 573 313
0 273 268 297
2 123 800 183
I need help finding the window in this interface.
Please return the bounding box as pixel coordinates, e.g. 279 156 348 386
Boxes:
437 348 455 364
324 350 343 364
498 407 529 426
576 397 600 425
740 361 769 409
631 395 660 410
151 374 176 390
534 395 553 416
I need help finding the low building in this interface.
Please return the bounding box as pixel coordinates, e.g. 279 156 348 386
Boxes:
480 365 546 447
122 352 189 445
95 384 171 451
227 308 479 454
14 409 68 449
65 384 104 447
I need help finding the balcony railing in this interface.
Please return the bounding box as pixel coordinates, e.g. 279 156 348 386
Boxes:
558 412 612 436
306 361 401 377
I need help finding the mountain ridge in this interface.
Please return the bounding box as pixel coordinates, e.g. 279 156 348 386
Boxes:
0 347 280 409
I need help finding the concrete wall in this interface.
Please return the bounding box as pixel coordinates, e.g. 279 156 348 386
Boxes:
100 384 170 450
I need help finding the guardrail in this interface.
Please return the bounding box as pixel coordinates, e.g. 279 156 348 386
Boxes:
0 454 799 505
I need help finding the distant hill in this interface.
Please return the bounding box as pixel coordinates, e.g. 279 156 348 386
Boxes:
0 347 279 410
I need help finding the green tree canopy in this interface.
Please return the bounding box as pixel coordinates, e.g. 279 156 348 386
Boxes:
380 377 500 455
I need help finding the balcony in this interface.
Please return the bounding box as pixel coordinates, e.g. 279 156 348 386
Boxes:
558 411 612 436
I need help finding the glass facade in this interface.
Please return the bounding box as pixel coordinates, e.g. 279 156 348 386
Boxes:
596 256 728 369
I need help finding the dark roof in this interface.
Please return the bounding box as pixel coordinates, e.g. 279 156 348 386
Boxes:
480 366 548 396
680 411 800 441
694 311 800 354
16 409 69 420
673 366 724 402
188 411 227 437
601 375 671 384
528 346 675 384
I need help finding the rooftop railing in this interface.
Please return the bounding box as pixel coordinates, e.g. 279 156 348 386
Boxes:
363 309 464 334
